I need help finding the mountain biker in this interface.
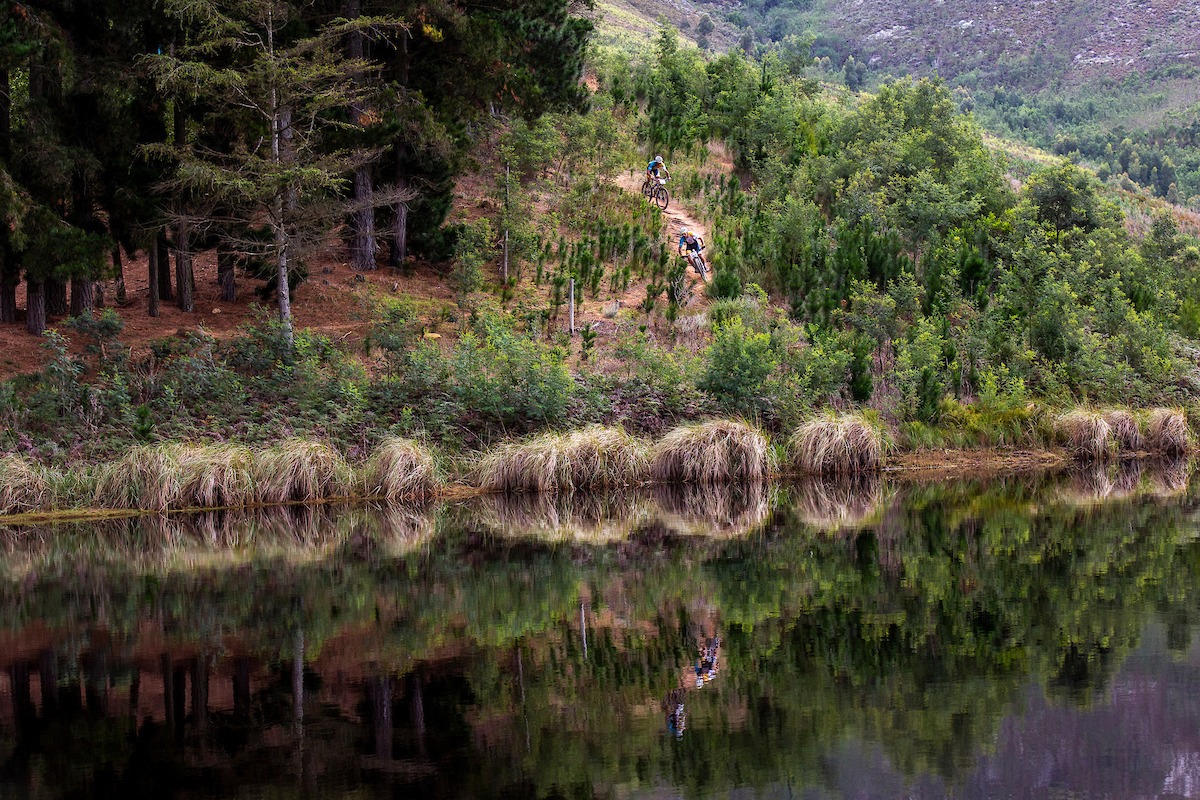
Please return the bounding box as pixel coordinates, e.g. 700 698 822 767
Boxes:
646 155 669 181
678 228 706 276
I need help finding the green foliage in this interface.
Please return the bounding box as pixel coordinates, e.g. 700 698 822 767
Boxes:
451 219 495 307
700 315 776 414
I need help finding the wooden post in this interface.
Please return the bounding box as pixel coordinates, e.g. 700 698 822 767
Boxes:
569 278 575 334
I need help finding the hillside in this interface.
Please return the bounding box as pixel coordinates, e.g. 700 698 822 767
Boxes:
680 0 1200 91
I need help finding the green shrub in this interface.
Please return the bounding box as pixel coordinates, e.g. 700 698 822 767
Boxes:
700 316 776 415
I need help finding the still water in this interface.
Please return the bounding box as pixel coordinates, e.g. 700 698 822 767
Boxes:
2 462 1200 799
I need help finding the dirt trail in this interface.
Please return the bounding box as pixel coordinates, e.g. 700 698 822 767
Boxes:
616 171 708 245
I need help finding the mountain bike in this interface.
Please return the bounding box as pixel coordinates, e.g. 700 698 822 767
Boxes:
641 176 669 210
681 245 707 280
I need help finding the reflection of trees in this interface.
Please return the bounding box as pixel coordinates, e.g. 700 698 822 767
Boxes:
1 468 1200 797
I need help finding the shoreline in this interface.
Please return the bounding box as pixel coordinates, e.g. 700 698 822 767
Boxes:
0 446 1160 526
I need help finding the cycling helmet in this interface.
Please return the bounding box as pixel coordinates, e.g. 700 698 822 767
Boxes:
655 155 664 164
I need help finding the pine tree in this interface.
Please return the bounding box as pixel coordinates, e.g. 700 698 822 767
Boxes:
148 0 406 348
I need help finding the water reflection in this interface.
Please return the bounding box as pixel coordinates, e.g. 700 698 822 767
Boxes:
0 460 1199 798
652 481 771 538
791 472 888 532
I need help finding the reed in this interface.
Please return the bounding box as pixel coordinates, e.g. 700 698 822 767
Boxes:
253 439 353 504
1102 410 1143 453
0 455 52 514
1054 411 1115 461
1145 408 1189 455
361 437 438 501
475 426 649 493
649 420 771 485
787 413 887 476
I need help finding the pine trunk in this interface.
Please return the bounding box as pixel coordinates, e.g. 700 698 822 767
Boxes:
70 275 94 316
218 249 236 302
112 242 126 305
345 0 376 271
175 220 194 312
26 278 46 334
157 230 173 301
148 236 160 318
46 279 67 316
352 167 376 270
0 275 15 323
0 67 12 323
390 159 409 267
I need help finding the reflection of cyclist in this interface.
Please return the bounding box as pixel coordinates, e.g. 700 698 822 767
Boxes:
662 687 686 739
694 636 721 688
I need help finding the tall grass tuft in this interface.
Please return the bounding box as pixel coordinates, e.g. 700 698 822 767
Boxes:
1102 410 1143 453
650 420 772 485
475 426 649 493
1054 411 1114 461
361 437 438 501
253 439 353 504
92 445 182 511
176 444 256 508
1145 408 1189 455
787 413 887 476
0 455 52 514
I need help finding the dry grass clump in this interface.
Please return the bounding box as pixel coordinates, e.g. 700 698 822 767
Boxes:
175 444 256 508
253 439 353 504
92 445 182 511
475 426 649 493
361 437 438 501
0 455 53 514
1054 411 1115 461
92 443 258 511
787 413 887 476
1145 408 1189 455
650 420 771 485
1102 410 1143 453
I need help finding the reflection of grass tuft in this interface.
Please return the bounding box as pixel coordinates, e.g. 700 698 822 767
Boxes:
472 490 650 543
792 474 889 532
651 482 771 538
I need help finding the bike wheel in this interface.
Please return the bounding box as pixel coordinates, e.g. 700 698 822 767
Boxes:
653 186 669 210
641 179 652 197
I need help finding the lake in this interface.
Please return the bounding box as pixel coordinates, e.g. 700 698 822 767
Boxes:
2 460 1199 799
